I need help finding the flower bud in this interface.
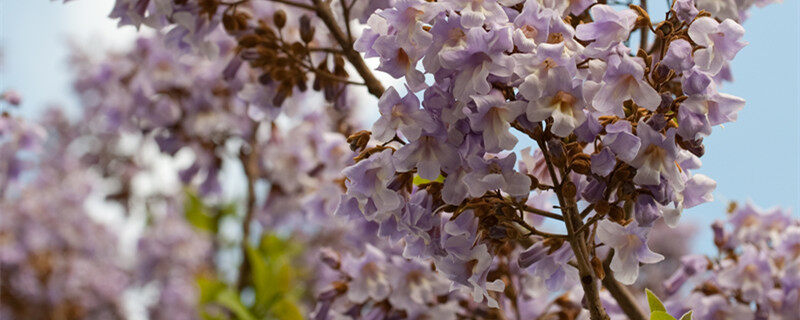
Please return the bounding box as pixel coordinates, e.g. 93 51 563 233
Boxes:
570 153 591 175
562 181 577 199
346 130 371 152
299 15 315 43
273 10 287 29
608 205 625 223
591 256 605 280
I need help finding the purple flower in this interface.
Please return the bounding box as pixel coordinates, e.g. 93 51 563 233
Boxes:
601 120 641 162
341 245 392 303
342 149 404 220
662 39 694 72
511 1 560 51
591 147 616 176
439 27 515 100
688 17 747 75
372 86 437 143
523 67 586 137
688 293 754 320
597 220 664 284
663 254 709 295
717 245 772 302
593 55 661 116
394 133 461 179
518 242 577 291
630 121 683 190
435 211 505 308
575 5 638 57
443 0 508 28
678 85 745 139
387 257 452 317
463 153 532 198
466 90 524 152
672 0 699 22
681 173 716 209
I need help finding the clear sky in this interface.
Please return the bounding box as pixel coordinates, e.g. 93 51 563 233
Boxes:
1 0 798 253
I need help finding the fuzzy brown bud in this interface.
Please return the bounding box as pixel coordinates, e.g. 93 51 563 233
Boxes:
608 205 626 223
594 200 610 215
570 153 591 175
346 130 371 152
562 181 577 200
591 256 606 280
273 10 287 29
299 15 315 43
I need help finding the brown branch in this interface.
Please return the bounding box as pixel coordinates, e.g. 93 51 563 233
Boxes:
534 137 610 320
268 0 316 11
311 0 385 98
602 250 648 320
236 137 259 291
639 0 649 51
522 204 565 221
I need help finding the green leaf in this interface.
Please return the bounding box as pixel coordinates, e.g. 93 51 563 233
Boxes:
413 174 445 185
183 189 217 233
246 244 274 307
650 311 677 320
678 311 693 320
646 289 667 313
215 289 257 320
270 299 304 320
197 276 227 304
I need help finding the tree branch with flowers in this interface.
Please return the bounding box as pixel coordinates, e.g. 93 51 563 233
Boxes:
0 0 794 319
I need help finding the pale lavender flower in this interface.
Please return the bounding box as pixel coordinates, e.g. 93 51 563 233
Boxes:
463 153 532 198
439 27 515 100
523 67 586 137
341 149 403 220
591 147 616 176
518 242 577 291
393 133 461 179
372 86 437 142
597 220 664 285
593 55 661 116
688 17 747 75
466 90 524 152
672 0 699 22
341 245 392 303
630 121 683 190
443 0 508 28
717 245 773 302
601 120 641 162
575 5 638 57
661 39 694 72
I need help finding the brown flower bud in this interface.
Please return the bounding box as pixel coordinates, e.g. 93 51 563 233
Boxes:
591 256 606 280
527 174 539 190
594 200 610 215
222 13 237 32
299 15 315 43
273 10 287 29
562 181 577 199
346 130 371 152
238 34 261 48
608 205 625 223
570 153 591 175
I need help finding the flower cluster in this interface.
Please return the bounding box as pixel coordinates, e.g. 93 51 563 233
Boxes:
658 203 800 319
12 0 785 319
0 112 129 319
336 1 761 313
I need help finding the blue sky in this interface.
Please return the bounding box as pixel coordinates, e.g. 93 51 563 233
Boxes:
2 1 798 252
